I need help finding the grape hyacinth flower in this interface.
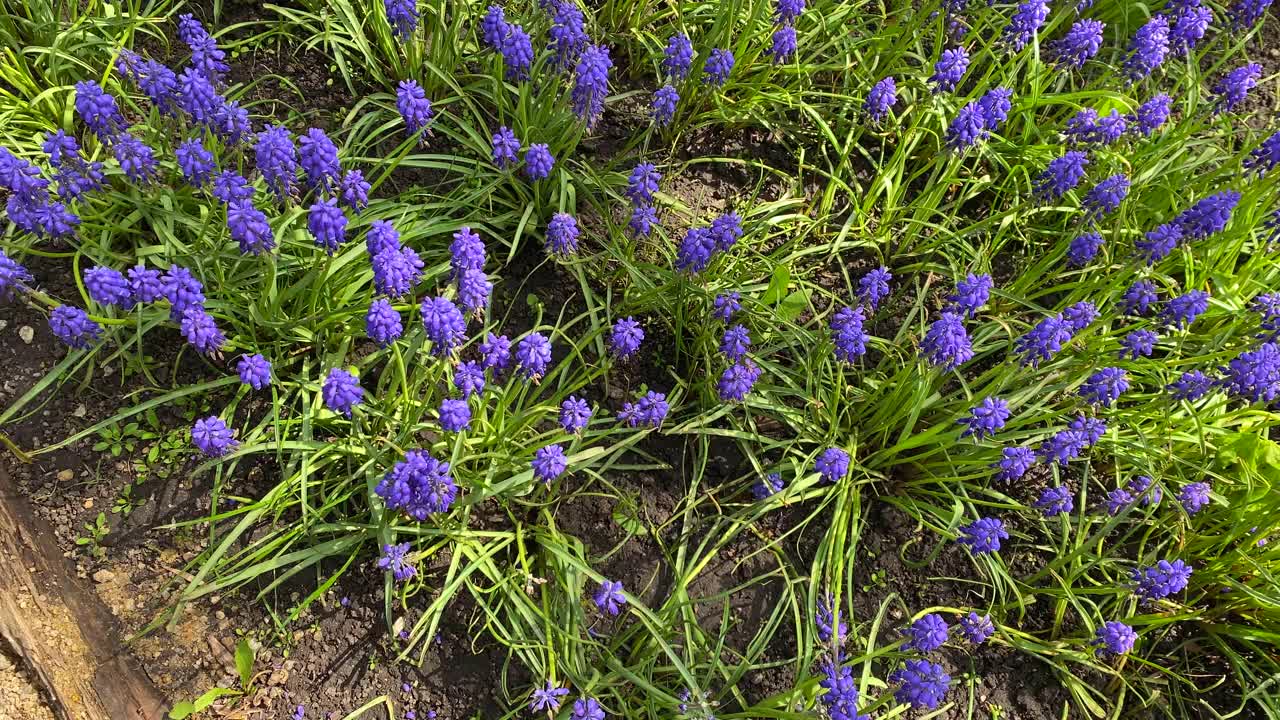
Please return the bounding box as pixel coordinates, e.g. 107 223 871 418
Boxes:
237 354 272 390
1038 427 1088 466
254 125 297 201
161 265 205 318
73 81 127 141
776 0 805 22
516 332 552 379
594 579 626 615
175 138 216 186
545 212 580 255
228 201 275 255
84 266 133 309
1179 482 1211 514
1092 621 1137 656
113 135 158 184
338 169 370 214
549 1 588 69
457 268 492 314
818 659 866 720
959 397 1010 441
378 0 419 38
0 251 33 301
703 48 734 86
864 77 897 122
396 80 434 137
816 594 847 644
626 163 661 205
713 292 741 322
1228 0 1274 28
946 103 987 151
710 212 743 251
1246 130 1280 176
560 396 593 433
890 660 951 710
49 305 102 348
454 361 486 399
610 317 644 359
1163 290 1209 329
993 446 1035 482
1127 475 1161 506
663 33 693 79
502 26 534 81
480 332 512 373
676 227 717 273
1048 19 1105 68
1003 0 1050 50
375 450 457 519
1169 2 1211 58
524 144 555 180
1131 94 1172 137
652 85 679 126
619 391 669 427
322 368 364 417
769 25 798 63
1104 487 1134 515
192 416 237 457
1220 343 1280 403
753 472 784 500
1035 485 1074 516
628 205 658 238
1132 559 1192 600
1175 191 1240 241
947 273 992 318
1119 329 1158 359
958 516 1009 555
1080 367 1129 406
1122 280 1159 316
372 246 425 298
815 447 850 484
438 398 471 432
720 325 751 361
1015 313 1073 367
298 128 341 193
1169 369 1215 401
572 45 611 128
1124 15 1169 79
529 683 570 714
308 198 348 254
449 226 485 277
978 87 1013 134
858 267 892 309
1071 414 1107 445
570 698 603 720
921 313 973 370
717 359 762 402
481 5 507 49
1211 64 1262 114
1082 174 1129 221
532 444 567 483
1135 222 1182 265
958 612 995 644
1066 231 1104 267
930 47 969 93
1034 151 1089 201
213 171 254 205
181 307 226 355
492 126 520 169
377 542 416 582
421 296 467 355
363 222 399 258
903 613 948 653
830 306 869 362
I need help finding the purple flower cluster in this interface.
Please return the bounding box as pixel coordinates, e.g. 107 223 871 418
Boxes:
903 613 948 652
1212 64 1262 114
959 612 995 644
864 77 897 122
890 659 951 710
959 396 1010 441
545 213 580 256
1079 367 1129 406
1132 559 1192 601
397 80 434 138
619 391 669 427
993 446 1035 483
676 212 743 273
1047 19 1104 68
930 47 969 93
1220 342 1280 403
1125 15 1170 79
947 87 1013 151
921 312 973 370
532 444 567 483
959 516 1009 555
422 296 468 355
815 447 850 483
1034 151 1089 201
703 48 734 86
948 274 992 317
662 33 693 79
594 579 626 615
610 316 645 359
572 45 612 128
1002 0 1050 51
375 450 458 519
1082 174 1130 221
1092 621 1137 656
378 542 416 582
830 306 869 362
322 368 364 417
192 416 237 457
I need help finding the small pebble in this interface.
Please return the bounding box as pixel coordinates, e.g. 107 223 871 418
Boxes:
18 325 33 344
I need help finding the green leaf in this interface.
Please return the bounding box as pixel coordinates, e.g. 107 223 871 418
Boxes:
193 687 240 712
762 264 791 305
611 498 648 536
777 290 811 322
168 701 195 719
235 638 254 689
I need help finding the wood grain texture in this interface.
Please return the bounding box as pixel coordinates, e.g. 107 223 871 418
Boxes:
0 463 167 720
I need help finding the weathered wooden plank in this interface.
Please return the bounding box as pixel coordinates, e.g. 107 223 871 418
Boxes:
0 463 168 720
